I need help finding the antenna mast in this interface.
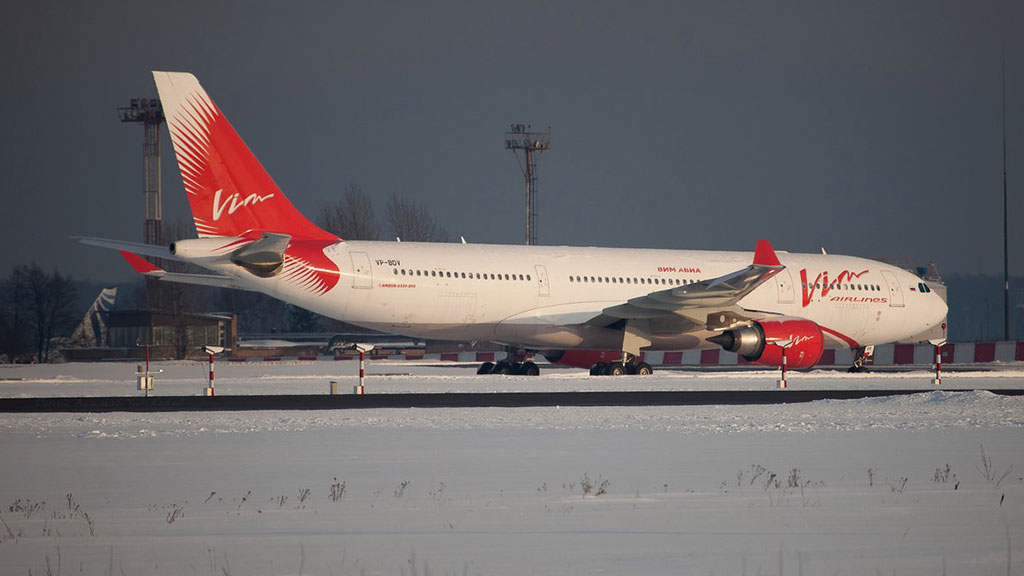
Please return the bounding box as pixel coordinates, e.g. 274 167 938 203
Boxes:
119 98 165 247
505 124 551 245
1003 47 1010 341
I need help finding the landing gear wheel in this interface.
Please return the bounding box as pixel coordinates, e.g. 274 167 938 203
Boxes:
491 361 512 375
477 361 495 375
605 363 628 376
635 362 653 375
849 347 870 373
520 361 540 376
590 363 606 376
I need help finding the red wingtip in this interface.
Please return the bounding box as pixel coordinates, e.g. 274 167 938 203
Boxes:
753 240 782 267
119 251 161 274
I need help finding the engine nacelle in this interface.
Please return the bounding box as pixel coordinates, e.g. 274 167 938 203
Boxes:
169 237 249 259
170 234 291 278
708 318 825 369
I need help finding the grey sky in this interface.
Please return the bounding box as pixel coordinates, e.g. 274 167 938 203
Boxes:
1 0 1020 283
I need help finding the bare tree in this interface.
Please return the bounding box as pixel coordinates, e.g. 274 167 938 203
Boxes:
9 264 79 363
0 278 30 362
317 183 379 240
385 195 450 242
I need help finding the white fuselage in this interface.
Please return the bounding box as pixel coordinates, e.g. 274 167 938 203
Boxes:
210 241 947 352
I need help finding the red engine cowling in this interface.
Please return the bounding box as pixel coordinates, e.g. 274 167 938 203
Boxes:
708 318 825 369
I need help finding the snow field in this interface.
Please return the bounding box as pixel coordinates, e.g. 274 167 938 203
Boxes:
0 362 1022 575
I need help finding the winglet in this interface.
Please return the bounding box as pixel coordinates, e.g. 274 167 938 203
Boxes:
119 251 163 275
752 240 782 267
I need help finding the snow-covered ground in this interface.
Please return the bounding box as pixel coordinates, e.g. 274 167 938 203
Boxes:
0 362 1022 575
1 360 1022 397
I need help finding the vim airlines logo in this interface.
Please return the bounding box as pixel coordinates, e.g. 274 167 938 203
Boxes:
800 268 868 307
212 189 276 221
788 334 815 347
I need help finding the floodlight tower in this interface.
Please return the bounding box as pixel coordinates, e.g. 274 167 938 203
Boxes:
119 98 165 247
505 124 551 245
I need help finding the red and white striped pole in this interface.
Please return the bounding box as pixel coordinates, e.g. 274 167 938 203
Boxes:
778 347 788 389
206 352 216 396
355 350 365 395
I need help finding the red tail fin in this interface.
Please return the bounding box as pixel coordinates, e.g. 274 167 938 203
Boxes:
153 72 337 242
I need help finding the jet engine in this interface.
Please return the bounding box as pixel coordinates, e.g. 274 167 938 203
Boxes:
707 318 825 369
170 234 291 278
168 237 248 259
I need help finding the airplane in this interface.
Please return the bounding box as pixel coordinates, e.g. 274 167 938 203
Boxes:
78 71 948 376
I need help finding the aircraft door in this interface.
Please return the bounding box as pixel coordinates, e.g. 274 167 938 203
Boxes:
349 252 373 289
535 265 550 296
776 268 795 304
881 270 903 307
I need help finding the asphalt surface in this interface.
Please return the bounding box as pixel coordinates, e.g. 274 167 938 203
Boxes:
0 389 1021 413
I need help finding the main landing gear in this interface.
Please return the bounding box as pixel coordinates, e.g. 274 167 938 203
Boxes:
590 355 653 376
477 347 541 376
477 360 540 376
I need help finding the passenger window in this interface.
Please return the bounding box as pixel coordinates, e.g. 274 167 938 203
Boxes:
401 269 406 275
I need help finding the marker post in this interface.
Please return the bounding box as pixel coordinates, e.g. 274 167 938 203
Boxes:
352 343 373 395
135 341 156 396
202 346 225 396
772 339 793 390
355 351 365 395
778 348 788 389
207 351 215 396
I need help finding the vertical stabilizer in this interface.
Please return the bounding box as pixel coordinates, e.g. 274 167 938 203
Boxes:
152 71 337 241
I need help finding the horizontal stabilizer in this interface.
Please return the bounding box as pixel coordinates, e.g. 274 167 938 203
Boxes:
118 250 247 290
120 251 162 275
75 237 177 260
154 272 249 290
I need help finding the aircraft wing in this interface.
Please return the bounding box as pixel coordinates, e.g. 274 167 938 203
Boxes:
600 240 784 327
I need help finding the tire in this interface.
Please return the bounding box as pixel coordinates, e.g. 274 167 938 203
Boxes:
520 361 540 376
491 361 512 375
476 361 494 375
590 363 606 376
509 362 523 375
605 363 627 376
635 362 653 375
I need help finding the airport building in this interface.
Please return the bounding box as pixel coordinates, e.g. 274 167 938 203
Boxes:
66 310 236 361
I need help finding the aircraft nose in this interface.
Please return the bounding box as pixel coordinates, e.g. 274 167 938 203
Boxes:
931 290 949 328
